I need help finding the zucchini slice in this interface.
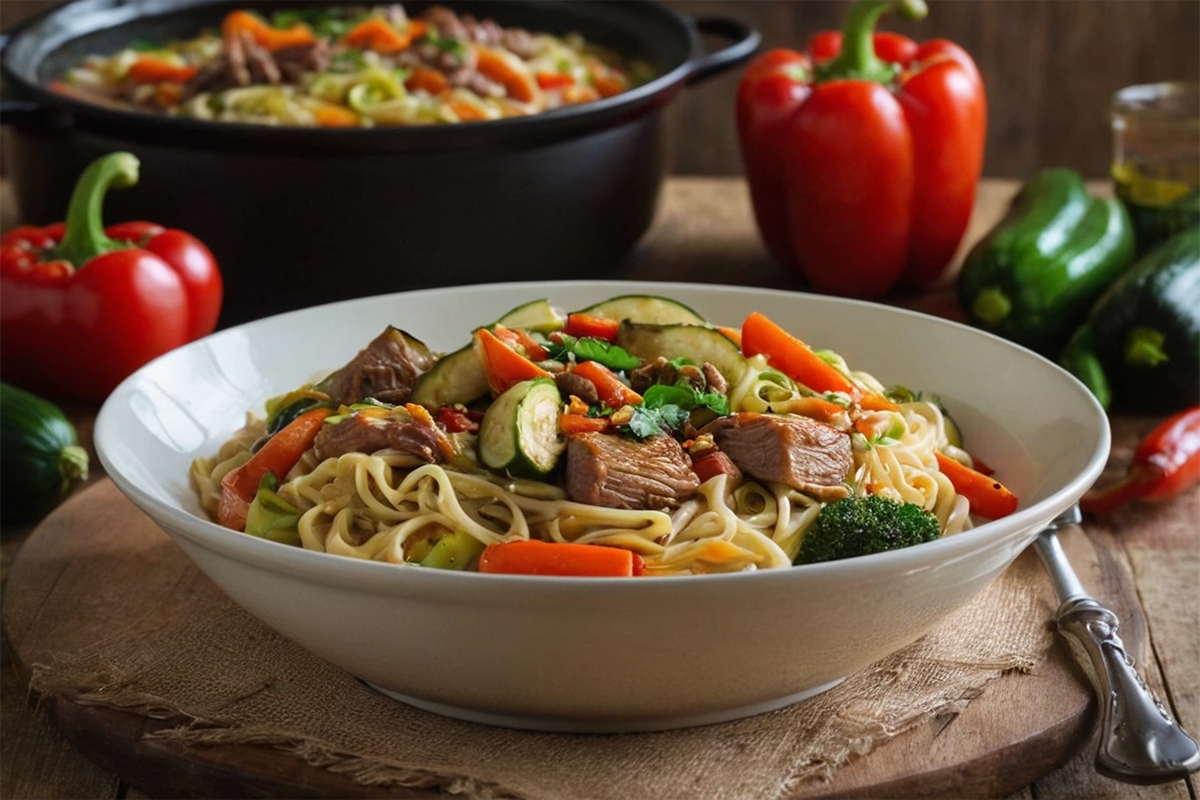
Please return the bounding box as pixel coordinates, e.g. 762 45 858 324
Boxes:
410 300 565 409
478 378 565 478
494 299 567 333
616 322 748 385
577 295 707 325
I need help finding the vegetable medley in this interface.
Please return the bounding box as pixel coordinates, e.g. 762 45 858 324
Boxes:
55 4 653 127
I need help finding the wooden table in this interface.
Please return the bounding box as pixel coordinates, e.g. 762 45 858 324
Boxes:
1 177 1197 800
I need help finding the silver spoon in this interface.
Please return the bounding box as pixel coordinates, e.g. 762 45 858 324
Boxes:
1033 504 1200 784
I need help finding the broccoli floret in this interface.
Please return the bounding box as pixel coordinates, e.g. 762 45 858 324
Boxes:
796 494 940 564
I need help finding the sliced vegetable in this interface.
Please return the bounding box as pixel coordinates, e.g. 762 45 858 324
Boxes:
313 104 360 128
127 55 198 84
420 529 486 570
491 298 566 333
545 334 641 371
577 295 706 325
563 312 620 342
219 407 331 530
221 10 317 52
559 412 610 437
571 360 642 409
478 378 565 478
244 473 302 545
493 324 549 361
475 45 539 104
617 321 748 386
0 382 89 523
343 17 415 53
934 451 1018 519
409 345 489 409
478 539 643 576
406 66 450 95
474 327 552 396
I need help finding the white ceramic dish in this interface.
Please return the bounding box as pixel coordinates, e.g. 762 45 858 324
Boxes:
95 280 1110 733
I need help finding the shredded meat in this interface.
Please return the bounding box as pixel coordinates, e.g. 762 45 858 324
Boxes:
313 411 452 463
704 413 852 501
629 357 707 395
321 328 434 406
565 433 700 511
274 40 332 83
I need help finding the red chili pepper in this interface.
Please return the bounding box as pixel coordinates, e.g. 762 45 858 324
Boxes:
0 152 223 401
1080 407 1200 515
736 0 986 297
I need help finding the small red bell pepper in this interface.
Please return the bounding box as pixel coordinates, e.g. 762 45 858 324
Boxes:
736 0 987 297
0 152 223 402
1080 407 1200 515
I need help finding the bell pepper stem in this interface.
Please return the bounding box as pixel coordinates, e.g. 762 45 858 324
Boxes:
971 286 1012 325
51 152 141 267
816 0 929 84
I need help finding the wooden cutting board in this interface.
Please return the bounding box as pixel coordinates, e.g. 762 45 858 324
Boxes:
2 479 1147 799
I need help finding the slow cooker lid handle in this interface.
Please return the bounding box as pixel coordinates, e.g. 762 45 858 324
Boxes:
678 16 761 87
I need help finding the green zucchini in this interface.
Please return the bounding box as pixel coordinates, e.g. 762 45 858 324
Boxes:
419 530 486 570
1069 225 1199 413
577 295 707 325
1 382 89 523
478 378 564 478
958 169 1136 356
616 321 748 386
409 300 565 409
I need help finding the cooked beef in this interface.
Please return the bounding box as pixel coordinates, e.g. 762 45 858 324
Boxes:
274 40 332 83
554 371 600 406
705 413 852 501
702 363 729 396
321 328 435 406
565 433 700 511
424 5 469 39
501 28 538 60
313 412 452 463
460 13 504 45
184 30 286 99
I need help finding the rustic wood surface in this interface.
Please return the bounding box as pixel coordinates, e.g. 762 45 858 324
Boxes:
1 177 1198 800
2 0 1199 179
0 480 1137 800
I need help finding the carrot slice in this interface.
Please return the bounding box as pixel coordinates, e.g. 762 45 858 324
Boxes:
474 328 552 395
475 45 539 104
571 360 642 409
935 451 1018 519
741 312 898 411
219 407 332 531
222 10 316 52
406 66 449 95
563 313 620 343
592 74 625 98
536 72 574 90
559 413 610 437
313 104 360 127
343 16 412 53
716 326 742 348
127 55 198 84
492 324 549 361
478 540 642 577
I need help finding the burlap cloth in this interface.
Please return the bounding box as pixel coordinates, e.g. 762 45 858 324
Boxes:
29 550 1056 799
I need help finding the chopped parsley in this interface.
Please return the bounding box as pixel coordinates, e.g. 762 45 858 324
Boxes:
621 382 729 439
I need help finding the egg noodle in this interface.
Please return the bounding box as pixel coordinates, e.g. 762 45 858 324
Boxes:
191 306 982 576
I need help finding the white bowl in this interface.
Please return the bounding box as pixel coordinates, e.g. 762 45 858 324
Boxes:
95 280 1109 733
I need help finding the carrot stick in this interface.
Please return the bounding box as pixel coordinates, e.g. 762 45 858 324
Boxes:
343 16 412 53
592 74 625 98
475 45 539 104
563 313 620 343
474 328 552 395
492 324 549 360
219 407 332 530
222 10 315 52
935 451 1018 519
716 326 742 348
741 312 898 411
127 55 198 84
571 360 642 409
405 66 449 95
478 540 643 577
559 413 610 437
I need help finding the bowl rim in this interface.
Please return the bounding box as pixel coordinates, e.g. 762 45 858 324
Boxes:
95 279 1112 596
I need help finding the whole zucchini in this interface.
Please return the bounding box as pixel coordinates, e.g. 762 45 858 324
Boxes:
1065 226 1199 413
958 169 1136 356
1 382 89 523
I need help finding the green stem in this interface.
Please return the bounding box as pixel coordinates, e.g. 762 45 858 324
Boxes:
816 0 929 84
1123 326 1169 368
51 152 141 267
971 286 1012 325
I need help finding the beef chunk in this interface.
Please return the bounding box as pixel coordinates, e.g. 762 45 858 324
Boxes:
320 328 434 406
274 40 332 82
565 433 700 511
313 410 452 463
554 370 600 405
705 413 852 501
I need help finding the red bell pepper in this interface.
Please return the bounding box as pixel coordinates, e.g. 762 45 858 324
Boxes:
736 0 986 297
0 152 223 401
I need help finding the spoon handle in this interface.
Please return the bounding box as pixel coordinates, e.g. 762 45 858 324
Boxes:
1055 593 1200 783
